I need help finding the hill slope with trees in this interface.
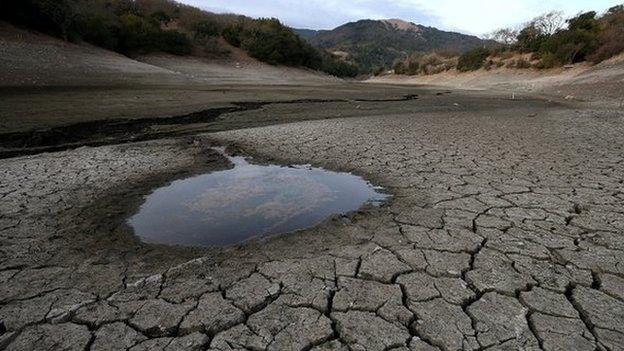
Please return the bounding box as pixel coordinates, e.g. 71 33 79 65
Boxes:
374 5 624 81
0 0 359 77
306 19 488 73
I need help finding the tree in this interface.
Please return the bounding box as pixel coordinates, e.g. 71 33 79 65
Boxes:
150 10 171 24
1 0 84 41
514 11 565 53
157 30 192 55
539 12 600 65
457 47 490 72
80 12 120 50
516 23 547 52
487 28 518 45
406 59 419 75
192 19 221 39
587 7 624 63
604 5 624 18
533 11 565 35
567 11 600 32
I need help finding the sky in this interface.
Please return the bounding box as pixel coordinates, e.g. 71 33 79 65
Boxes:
178 0 622 36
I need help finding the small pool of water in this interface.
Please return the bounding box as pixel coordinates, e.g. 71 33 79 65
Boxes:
128 148 390 247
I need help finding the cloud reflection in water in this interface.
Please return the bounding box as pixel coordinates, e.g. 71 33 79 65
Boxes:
129 151 389 247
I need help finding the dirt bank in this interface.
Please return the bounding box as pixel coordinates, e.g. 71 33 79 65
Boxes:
369 55 624 106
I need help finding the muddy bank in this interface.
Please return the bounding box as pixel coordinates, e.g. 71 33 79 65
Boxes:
0 89 560 159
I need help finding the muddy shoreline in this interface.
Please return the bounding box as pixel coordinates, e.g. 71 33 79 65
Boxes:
0 88 560 159
0 94 424 158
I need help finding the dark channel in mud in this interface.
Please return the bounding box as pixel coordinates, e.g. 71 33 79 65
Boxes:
128 148 390 247
0 94 420 159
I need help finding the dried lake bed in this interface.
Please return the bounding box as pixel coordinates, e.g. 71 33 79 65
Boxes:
1 86 623 351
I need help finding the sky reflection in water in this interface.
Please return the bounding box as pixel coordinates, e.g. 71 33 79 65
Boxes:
128 150 389 247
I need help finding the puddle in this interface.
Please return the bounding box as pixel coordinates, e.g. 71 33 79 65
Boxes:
128 148 390 247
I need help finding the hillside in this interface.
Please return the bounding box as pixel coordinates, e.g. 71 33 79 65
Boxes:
0 21 338 87
307 19 488 72
1 0 358 78
293 28 323 40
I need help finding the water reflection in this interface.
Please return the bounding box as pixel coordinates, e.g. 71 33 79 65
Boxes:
128 148 389 247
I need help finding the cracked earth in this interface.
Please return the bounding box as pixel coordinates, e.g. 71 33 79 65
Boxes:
1 91 623 351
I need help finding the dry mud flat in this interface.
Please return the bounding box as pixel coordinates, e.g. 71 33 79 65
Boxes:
1 92 624 351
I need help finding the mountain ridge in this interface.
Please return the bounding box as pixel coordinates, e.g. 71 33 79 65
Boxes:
295 18 488 72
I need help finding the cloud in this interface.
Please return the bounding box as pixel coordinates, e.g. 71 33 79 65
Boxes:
407 0 620 34
183 0 432 30
180 0 622 35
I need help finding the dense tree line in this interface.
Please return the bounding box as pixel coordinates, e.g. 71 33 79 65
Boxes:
1 0 196 55
222 18 358 77
0 0 359 77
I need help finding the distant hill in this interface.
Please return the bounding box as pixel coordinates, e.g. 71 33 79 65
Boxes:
305 19 488 72
293 28 325 40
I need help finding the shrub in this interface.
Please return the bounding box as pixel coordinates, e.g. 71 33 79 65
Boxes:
418 53 442 74
393 60 406 74
588 6 624 63
222 21 243 46
485 60 504 70
192 19 221 39
114 12 191 55
135 0 177 18
117 12 158 53
150 10 171 24
417 53 457 75
497 50 516 60
372 66 385 76
157 29 192 55
588 27 624 63
484 59 494 70
515 58 531 69
79 13 120 50
321 55 359 78
406 60 419 75
540 29 598 64
194 37 229 56
485 59 506 70
539 53 558 68
457 47 490 71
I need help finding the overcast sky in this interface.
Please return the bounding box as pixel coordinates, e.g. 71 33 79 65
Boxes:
179 0 621 35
